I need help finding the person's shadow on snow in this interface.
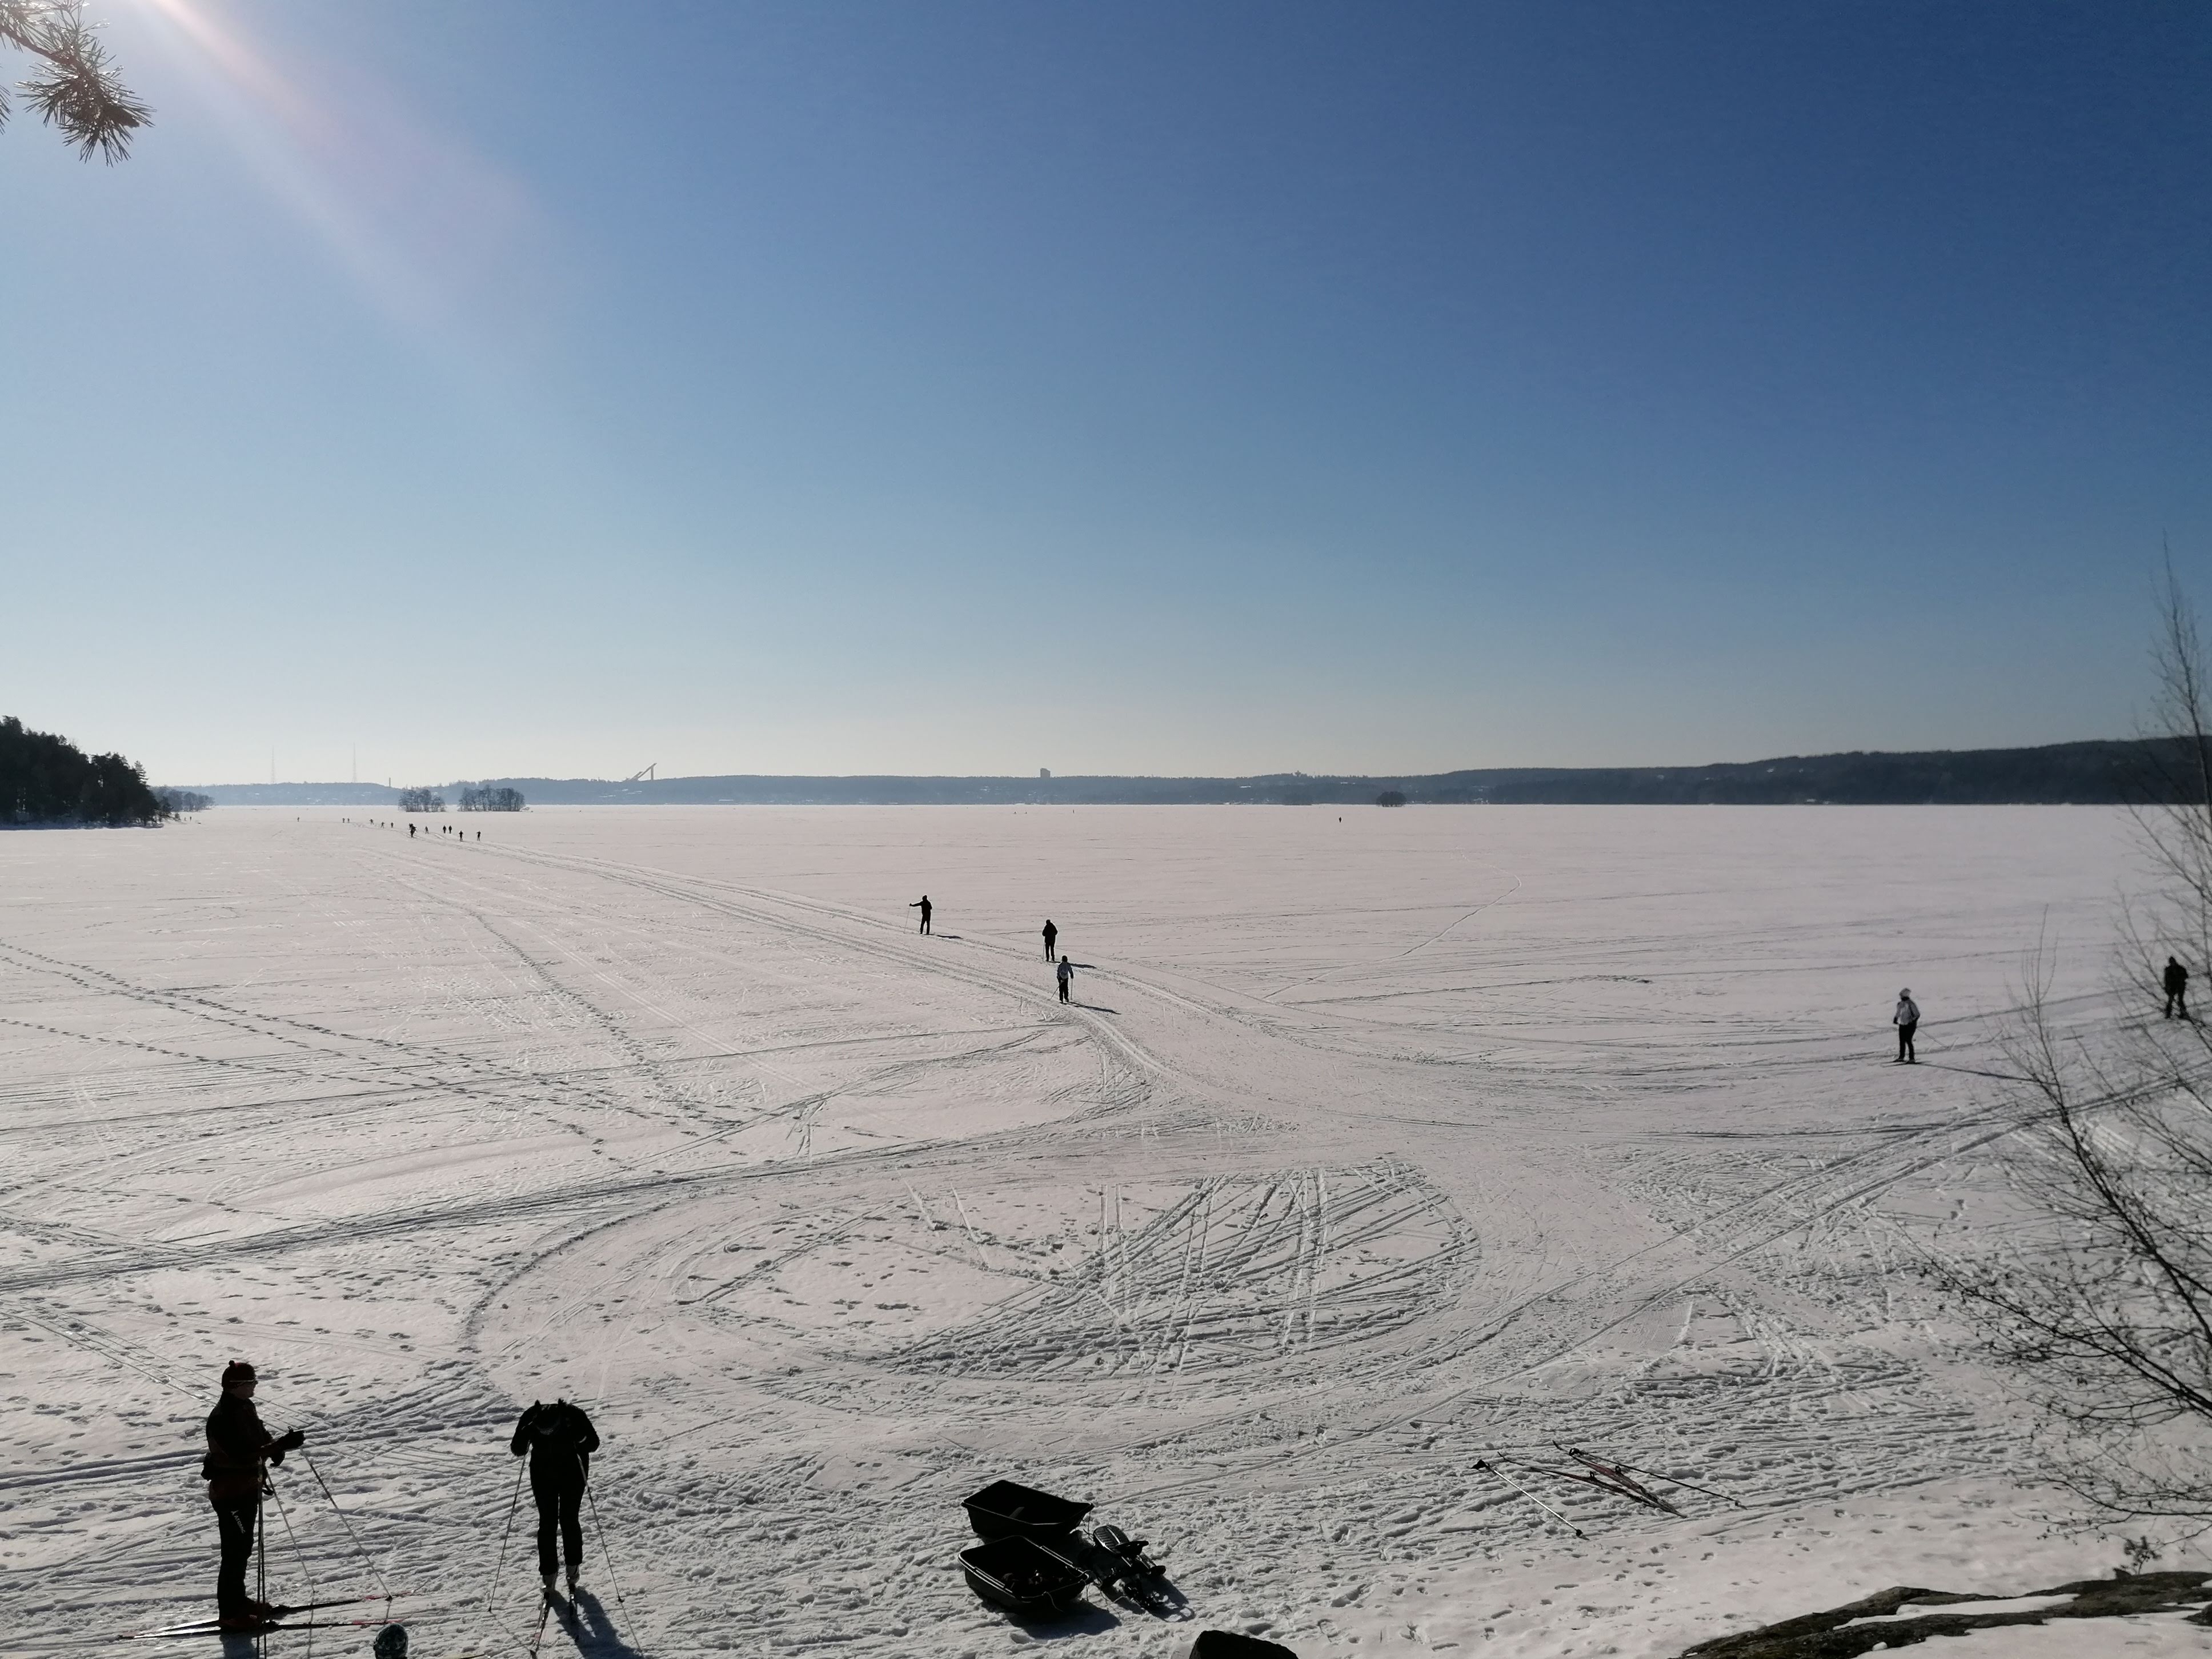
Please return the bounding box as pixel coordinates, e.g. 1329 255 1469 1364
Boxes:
555 1588 646 1658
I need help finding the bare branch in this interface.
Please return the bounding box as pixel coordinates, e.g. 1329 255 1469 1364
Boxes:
1929 556 2212 1522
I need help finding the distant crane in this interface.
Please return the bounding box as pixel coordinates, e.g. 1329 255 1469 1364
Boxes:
624 763 657 783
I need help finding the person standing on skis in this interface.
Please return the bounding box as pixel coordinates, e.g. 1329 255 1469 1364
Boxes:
1056 955 1075 1004
1042 919 1058 961
909 895 932 935
203 1361 304 1629
1893 988 1920 1063
2163 956 2189 1020
511 1398 599 1593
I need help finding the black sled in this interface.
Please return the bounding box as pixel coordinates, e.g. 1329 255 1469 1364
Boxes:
959 1534 1090 1617
962 1478 1093 1541
1188 1632 1299 1658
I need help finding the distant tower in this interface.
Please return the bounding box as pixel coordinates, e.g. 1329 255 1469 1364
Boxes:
1039 767 1052 780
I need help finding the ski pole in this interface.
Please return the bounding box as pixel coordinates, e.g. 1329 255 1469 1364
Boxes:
302 1448 395 1602
266 1476 315 1656
1561 1445 1745 1510
486 1456 527 1614
1474 1458 1586 1540
584 1481 647 1659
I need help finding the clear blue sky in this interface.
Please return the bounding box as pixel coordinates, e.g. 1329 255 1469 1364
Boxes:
6 1 2207 784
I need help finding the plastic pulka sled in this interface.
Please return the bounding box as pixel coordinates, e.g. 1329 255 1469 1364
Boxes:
958 1534 1091 1617
961 1479 1093 1542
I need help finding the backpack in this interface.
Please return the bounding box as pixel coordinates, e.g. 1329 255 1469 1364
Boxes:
527 1401 590 1456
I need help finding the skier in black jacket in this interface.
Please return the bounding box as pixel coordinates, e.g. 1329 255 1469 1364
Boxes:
2164 956 2190 1020
203 1361 304 1628
510 1400 599 1592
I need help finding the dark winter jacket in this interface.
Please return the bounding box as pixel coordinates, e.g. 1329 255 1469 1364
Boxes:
511 1400 599 1486
2166 960 2189 995
204 1393 285 1502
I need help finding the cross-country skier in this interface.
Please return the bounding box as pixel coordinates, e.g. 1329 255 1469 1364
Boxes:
1056 956 1074 1004
203 1361 304 1629
1042 919 1058 961
2164 956 2189 1020
1893 988 1920 1063
909 895 932 935
511 1398 599 1593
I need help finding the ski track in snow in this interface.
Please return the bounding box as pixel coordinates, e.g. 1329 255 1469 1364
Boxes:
0 805 2179 1657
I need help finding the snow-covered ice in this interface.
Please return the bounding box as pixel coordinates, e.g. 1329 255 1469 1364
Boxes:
0 804 2191 1656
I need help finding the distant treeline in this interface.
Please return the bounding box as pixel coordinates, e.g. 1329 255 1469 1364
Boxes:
390 784 527 812
157 788 213 814
2 716 172 826
163 738 2189 809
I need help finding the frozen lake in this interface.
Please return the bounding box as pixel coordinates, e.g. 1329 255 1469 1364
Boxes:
0 804 2178 1656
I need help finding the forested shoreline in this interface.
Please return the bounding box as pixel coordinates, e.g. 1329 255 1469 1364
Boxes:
1 716 172 826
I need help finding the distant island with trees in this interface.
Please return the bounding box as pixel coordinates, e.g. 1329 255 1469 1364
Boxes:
2 716 175 826
163 736 2194 808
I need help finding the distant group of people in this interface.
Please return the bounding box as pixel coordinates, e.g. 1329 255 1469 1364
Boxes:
203 1364 599 1630
402 822 479 840
907 897 1077 1003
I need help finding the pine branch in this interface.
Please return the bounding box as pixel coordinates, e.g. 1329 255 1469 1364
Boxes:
0 0 149 161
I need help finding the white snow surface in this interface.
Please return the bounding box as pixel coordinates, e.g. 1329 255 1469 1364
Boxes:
0 804 2195 1657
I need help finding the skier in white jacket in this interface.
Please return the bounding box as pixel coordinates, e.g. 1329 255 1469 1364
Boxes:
1893 989 1920 1064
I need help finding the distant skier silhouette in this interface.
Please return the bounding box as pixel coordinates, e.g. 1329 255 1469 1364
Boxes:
909 895 932 935
1057 956 1074 1004
2165 956 2190 1019
1893 988 1920 1063
511 1398 599 1593
1042 919 1058 961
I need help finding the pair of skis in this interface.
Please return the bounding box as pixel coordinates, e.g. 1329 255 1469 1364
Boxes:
140 1594 396 1640
1530 1444 1683 1514
526 1579 582 1658
1478 1444 1742 1536
1085 1524 1183 1618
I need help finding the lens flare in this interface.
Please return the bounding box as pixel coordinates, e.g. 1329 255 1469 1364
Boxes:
129 0 547 338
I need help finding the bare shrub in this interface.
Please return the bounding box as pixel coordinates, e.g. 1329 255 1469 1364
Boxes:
1939 563 2212 1526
